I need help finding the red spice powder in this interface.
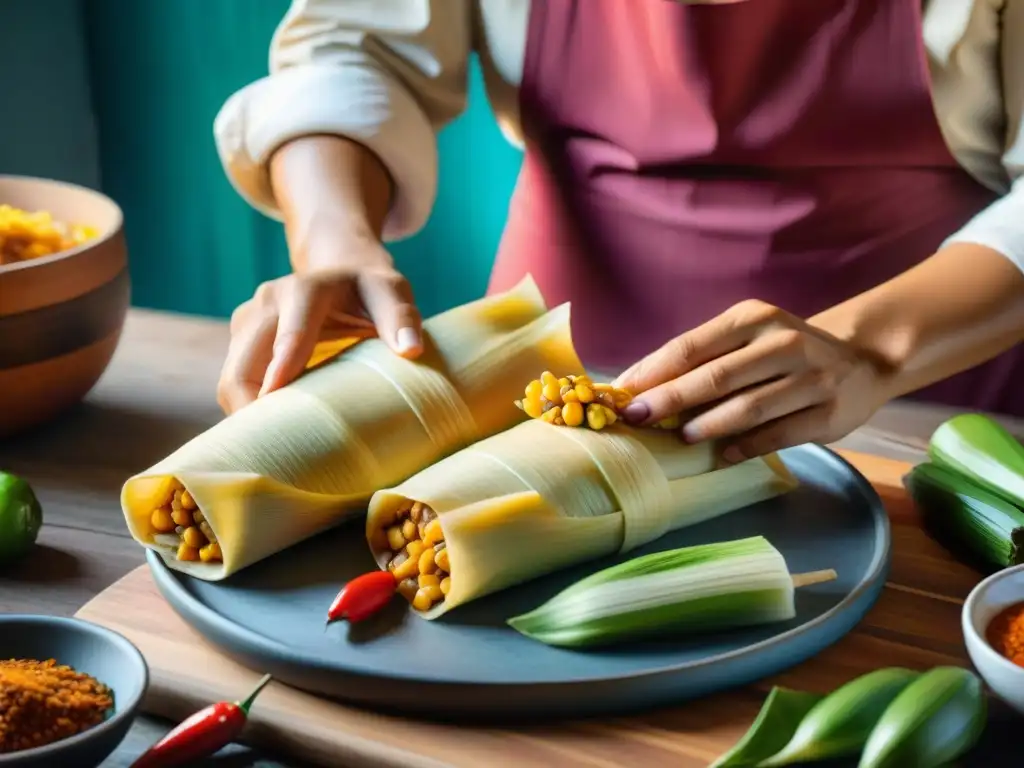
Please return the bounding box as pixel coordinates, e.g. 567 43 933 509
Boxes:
986 600 1024 668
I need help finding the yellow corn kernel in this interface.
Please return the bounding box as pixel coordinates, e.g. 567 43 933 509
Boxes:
401 519 418 541
434 547 450 572
180 489 197 510
182 526 206 549
422 584 443 602
192 509 206 525
440 576 451 595
392 556 419 581
562 401 585 427
418 549 437 575
397 578 419 601
561 388 580 404
540 371 558 386
412 588 435 612
542 381 562 401
171 508 193 528
199 541 222 562
612 388 633 409
150 508 175 533
418 573 440 589
524 379 543 399
171 490 183 511
604 406 619 425
405 540 427 560
574 383 595 403
586 404 609 431
542 407 562 425
386 525 407 551
522 396 544 419
177 543 200 562
423 519 444 546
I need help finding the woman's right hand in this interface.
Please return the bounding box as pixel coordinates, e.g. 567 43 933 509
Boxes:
216 238 423 415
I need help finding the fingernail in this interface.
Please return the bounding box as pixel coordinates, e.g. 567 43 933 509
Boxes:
396 327 421 354
621 401 651 424
721 445 746 465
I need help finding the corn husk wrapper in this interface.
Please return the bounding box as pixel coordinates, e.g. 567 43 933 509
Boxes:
367 418 800 619
121 277 582 580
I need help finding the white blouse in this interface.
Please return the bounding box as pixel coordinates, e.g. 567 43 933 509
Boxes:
213 0 1024 273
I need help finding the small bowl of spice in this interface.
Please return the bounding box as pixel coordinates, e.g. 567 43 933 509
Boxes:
0 615 148 767
962 563 1024 716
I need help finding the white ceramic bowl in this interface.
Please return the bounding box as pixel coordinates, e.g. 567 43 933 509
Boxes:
962 563 1024 716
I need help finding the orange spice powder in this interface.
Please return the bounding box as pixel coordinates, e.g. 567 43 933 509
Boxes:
986 601 1024 668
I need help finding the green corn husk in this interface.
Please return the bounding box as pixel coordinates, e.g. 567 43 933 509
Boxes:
858 666 986 768
757 668 919 766
507 536 803 648
904 461 1024 569
709 688 824 768
929 413 1024 508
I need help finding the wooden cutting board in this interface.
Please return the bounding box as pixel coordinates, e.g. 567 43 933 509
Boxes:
74 451 991 768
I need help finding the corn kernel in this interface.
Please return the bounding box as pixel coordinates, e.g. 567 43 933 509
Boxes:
561 388 580 403
402 519 418 541
405 540 426 560
410 501 424 522
150 508 175 533
418 549 437 575
182 526 206 548
412 588 435 612
540 371 558 386
418 573 440 588
440 576 451 595
180 490 197 510
542 381 562 401
435 547 450 572
177 543 200 562
586 404 608 430
386 526 407 551
423 519 444 546
171 508 193 527
392 556 419 581
199 541 222 562
525 380 543 399
574 383 595 403
562 401 585 427
421 584 443 602
522 396 544 419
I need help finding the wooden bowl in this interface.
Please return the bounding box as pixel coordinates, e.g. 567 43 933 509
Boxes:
0 176 128 439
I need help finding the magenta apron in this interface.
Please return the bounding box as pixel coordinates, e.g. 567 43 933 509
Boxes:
489 0 1024 416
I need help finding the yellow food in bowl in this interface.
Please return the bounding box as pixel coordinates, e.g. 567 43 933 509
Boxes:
0 204 98 265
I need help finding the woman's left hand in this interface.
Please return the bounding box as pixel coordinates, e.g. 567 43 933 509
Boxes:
613 299 891 463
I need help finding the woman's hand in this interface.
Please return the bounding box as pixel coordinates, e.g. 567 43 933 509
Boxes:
216 238 422 415
613 300 889 463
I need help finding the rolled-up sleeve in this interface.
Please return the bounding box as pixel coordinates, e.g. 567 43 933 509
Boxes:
942 0 1024 272
213 0 471 241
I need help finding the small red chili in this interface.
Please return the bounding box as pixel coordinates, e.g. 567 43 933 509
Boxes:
327 570 398 624
129 673 272 768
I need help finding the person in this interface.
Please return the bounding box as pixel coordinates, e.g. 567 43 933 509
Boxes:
212 0 1024 463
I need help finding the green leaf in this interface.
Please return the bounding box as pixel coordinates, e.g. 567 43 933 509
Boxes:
756 668 918 765
929 414 1024 509
708 687 825 768
858 667 986 768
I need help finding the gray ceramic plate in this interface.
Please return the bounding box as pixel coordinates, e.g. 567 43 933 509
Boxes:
0 616 148 767
149 444 890 721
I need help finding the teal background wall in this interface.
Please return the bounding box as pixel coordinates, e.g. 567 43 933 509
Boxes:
0 0 99 189
81 0 522 319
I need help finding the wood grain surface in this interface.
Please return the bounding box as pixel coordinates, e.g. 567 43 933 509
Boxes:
2 309 1020 767
74 450 1020 768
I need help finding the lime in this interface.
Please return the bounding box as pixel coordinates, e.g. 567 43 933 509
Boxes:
0 471 43 562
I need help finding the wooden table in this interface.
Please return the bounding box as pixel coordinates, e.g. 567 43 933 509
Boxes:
0 309 1019 767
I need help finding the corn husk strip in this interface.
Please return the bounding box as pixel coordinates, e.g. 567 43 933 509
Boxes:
508 536 798 647
709 687 824 768
758 668 918 765
858 667 986 768
367 421 799 619
122 276 583 580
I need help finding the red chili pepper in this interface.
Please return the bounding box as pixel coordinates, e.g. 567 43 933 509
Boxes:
129 673 272 768
326 570 398 624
